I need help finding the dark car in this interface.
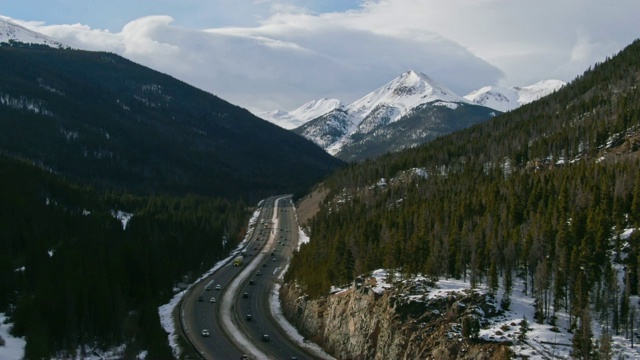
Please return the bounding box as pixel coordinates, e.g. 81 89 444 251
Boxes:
243 292 249 298
246 314 252 321
261 334 270 342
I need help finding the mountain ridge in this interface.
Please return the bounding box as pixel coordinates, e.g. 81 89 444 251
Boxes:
263 75 564 129
464 79 566 112
292 70 498 161
0 44 343 200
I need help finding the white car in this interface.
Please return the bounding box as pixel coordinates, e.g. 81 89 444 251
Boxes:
210 297 216 303
215 284 221 290
201 329 210 337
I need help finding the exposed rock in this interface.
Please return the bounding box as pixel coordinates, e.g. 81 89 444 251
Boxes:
280 279 510 360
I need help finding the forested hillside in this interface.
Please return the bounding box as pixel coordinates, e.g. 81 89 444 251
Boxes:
0 155 247 358
0 43 342 201
286 39 640 354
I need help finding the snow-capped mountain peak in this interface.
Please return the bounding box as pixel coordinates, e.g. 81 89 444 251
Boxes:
0 17 67 48
289 98 342 122
464 79 566 112
347 70 468 121
292 70 488 158
257 98 342 130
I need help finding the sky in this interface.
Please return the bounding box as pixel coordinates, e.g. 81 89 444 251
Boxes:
2 0 639 114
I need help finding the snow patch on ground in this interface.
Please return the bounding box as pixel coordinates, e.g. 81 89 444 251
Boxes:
0 313 25 360
111 210 133 230
346 229 640 360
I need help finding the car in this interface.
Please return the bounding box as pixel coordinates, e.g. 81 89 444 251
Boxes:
243 292 249 298
246 314 252 321
197 296 203 302
263 263 267 267
272 257 277 261
201 329 210 337
215 284 221 290
256 270 262 276
261 334 270 342
249 279 255 285
205 285 211 291
241 355 249 360
210 297 216 303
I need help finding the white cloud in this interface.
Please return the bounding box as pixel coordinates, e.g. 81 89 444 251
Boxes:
4 0 639 114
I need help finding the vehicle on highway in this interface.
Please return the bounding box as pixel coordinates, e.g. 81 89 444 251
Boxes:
210 297 216 303
205 285 211 291
243 292 249 298
198 296 203 302
215 284 221 290
249 279 255 285
256 270 262 276
201 329 210 337
261 334 270 342
246 314 252 321
234 256 243 266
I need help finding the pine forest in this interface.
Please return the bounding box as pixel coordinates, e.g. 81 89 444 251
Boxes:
285 40 640 355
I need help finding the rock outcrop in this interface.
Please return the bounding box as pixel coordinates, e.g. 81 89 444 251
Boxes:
280 277 511 360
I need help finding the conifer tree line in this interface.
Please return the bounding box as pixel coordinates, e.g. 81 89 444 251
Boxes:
285 39 640 349
0 155 247 359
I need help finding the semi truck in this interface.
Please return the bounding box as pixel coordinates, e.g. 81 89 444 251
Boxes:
233 256 243 266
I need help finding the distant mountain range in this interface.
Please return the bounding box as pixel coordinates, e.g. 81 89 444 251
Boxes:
0 20 343 200
260 75 565 128
3 16 564 164
259 71 564 161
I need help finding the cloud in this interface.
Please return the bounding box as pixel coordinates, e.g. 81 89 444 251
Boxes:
5 0 639 114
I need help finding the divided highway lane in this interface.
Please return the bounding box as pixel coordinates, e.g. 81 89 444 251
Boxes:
181 197 277 360
231 197 317 359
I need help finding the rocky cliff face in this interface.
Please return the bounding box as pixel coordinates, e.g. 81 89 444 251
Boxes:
280 277 511 360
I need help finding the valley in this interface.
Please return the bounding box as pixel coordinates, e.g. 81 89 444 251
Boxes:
1 12 640 360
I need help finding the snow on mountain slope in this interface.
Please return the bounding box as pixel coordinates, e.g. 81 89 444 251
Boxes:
464 79 565 112
515 79 566 105
0 17 67 48
290 98 342 123
300 70 471 155
345 70 469 125
258 98 341 130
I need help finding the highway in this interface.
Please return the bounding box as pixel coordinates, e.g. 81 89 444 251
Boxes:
180 195 320 360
